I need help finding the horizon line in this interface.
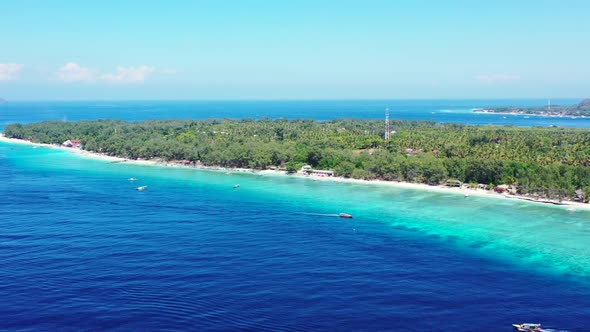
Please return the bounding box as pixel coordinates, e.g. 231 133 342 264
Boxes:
1 97 585 103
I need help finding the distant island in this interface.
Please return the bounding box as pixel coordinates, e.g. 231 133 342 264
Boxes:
474 98 590 117
4 118 590 204
0 98 7 104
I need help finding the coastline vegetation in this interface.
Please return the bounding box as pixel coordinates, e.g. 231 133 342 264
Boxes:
5 118 590 201
476 98 590 117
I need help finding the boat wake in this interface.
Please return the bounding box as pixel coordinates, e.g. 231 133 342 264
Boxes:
301 213 341 217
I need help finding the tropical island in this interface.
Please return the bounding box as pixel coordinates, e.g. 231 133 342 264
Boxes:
4 118 590 203
474 98 590 117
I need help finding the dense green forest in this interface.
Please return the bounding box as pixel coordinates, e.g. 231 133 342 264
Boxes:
5 118 590 201
477 98 590 116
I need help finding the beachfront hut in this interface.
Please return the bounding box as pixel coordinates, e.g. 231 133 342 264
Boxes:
445 179 463 187
575 188 584 202
62 139 81 148
299 165 312 174
299 165 334 177
310 169 334 177
494 184 510 193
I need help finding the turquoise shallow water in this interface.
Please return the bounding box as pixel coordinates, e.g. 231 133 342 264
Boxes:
2 141 590 331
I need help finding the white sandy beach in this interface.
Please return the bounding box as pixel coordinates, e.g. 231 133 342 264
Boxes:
2 133 588 211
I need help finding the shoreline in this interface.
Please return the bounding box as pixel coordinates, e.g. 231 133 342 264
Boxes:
1 134 588 211
472 109 584 119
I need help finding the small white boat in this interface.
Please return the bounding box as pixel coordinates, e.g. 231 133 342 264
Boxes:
128 178 138 181
136 186 148 191
233 184 240 188
512 323 545 331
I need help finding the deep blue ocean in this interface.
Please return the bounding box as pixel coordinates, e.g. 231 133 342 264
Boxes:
0 98 588 129
1 100 590 331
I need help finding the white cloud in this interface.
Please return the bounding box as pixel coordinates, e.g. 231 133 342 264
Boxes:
474 74 521 84
0 63 24 81
54 63 157 84
56 63 95 82
101 66 156 84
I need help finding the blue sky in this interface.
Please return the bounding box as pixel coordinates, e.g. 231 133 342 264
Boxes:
0 0 589 100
